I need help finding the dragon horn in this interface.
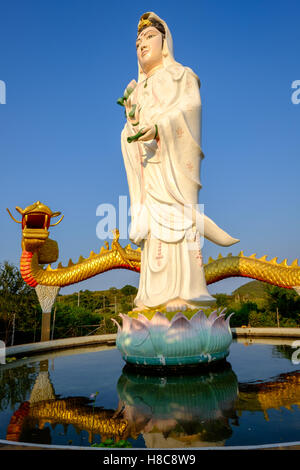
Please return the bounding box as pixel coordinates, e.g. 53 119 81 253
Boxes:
50 214 64 227
6 208 22 224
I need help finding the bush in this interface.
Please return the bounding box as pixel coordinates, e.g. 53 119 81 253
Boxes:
215 293 231 308
52 304 102 338
248 310 277 327
229 301 258 327
279 317 299 327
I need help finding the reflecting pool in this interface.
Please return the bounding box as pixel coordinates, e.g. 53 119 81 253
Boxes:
0 339 300 448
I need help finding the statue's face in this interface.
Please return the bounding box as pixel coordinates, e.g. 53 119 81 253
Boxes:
136 26 163 75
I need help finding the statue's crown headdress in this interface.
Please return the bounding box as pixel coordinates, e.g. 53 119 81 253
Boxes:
138 17 153 34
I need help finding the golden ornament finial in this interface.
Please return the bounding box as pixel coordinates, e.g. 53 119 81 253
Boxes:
138 18 153 33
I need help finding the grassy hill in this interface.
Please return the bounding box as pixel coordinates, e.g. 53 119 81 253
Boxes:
231 280 271 301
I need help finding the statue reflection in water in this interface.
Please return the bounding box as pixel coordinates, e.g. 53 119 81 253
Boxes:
5 356 300 447
6 358 240 448
115 364 239 448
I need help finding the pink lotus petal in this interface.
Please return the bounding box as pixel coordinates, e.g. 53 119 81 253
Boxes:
208 314 232 353
130 319 150 347
119 313 132 333
211 314 226 328
137 313 151 326
169 315 192 332
225 312 235 329
151 311 170 329
218 308 227 316
170 312 187 324
131 318 148 332
111 318 121 333
166 316 195 356
190 310 211 330
208 310 218 324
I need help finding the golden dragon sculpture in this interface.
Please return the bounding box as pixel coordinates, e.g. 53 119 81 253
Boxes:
6 398 128 442
7 201 300 292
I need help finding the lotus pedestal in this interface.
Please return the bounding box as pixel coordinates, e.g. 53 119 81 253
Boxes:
113 310 233 370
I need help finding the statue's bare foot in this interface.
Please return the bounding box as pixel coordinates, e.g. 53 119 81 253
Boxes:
186 296 216 309
185 302 205 310
132 304 149 312
165 298 188 312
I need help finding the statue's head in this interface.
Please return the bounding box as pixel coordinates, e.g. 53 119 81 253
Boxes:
136 12 177 83
136 17 165 76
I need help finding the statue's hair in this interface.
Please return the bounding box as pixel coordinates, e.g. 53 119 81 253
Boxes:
138 20 165 40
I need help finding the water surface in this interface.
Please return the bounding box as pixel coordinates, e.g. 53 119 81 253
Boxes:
0 339 299 448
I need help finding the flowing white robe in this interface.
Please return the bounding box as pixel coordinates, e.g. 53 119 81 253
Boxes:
121 64 237 308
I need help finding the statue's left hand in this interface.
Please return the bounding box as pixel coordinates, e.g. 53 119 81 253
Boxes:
138 125 159 142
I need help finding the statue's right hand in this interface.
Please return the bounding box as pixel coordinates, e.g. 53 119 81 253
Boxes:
129 206 149 245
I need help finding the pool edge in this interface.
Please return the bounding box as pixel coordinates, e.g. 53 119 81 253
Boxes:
5 334 117 358
4 328 300 359
0 438 300 450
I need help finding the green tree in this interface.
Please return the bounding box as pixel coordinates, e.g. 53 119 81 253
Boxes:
0 261 31 296
264 285 300 324
215 293 231 308
229 301 258 327
0 261 40 344
248 310 277 327
120 285 138 296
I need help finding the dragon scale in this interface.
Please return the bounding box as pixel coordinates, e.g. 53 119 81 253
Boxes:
20 242 300 290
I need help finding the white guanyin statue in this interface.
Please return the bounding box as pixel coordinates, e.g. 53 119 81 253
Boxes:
120 12 239 312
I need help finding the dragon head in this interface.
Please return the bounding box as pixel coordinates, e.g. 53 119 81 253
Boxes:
7 201 63 263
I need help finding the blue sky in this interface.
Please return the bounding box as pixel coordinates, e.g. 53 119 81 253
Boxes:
0 0 299 295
